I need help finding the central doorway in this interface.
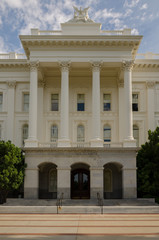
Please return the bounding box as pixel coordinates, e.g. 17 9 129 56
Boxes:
71 163 90 199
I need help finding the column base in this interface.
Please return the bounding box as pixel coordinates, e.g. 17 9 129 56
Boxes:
123 139 136 147
90 138 103 147
58 139 71 147
24 139 38 147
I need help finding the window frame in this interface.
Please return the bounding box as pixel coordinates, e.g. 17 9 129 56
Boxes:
103 93 111 111
77 124 85 142
0 93 3 112
51 124 58 142
51 94 59 111
23 93 29 112
77 94 85 112
132 93 139 112
103 124 111 142
22 124 29 146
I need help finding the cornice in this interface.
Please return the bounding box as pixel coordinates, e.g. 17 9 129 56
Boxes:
23 147 138 154
134 59 159 70
20 35 142 58
0 59 28 70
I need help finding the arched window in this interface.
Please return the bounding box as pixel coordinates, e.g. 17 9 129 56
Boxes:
77 125 85 142
103 125 111 142
22 124 28 146
133 125 139 147
51 125 58 142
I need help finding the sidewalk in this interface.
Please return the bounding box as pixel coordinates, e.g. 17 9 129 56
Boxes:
0 213 159 239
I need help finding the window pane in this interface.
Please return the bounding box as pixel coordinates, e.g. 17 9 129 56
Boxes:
132 94 138 111
103 125 111 142
77 125 85 142
51 125 58 142
51 94 59 111
23 94 29 112
133 125 139 147
77 94 85 111
103 94 111 111
22 124 28 145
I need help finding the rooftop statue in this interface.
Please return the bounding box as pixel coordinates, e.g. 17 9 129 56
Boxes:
67 6 94 23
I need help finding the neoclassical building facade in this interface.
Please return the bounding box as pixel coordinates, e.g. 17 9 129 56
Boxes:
0 7 159 200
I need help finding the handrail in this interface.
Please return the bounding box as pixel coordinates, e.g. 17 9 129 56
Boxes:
56 192 64 214
97 192 103 214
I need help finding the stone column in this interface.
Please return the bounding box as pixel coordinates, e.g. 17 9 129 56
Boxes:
122 60 136 147
25 61 39 147
57 167 71 199
58 62 71 147
146 81 155 131
24 168 39 199
91 62 103 147
122 167 137 198
38 80 46 143
90 167 104 198
6 81 16 143
118 79 124 143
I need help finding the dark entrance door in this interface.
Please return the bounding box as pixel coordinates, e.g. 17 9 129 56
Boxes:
71 169 90 199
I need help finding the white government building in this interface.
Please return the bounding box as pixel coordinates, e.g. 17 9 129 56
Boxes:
0 7 159 200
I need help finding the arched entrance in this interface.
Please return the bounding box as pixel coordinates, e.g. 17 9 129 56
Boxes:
71 163 90 199
104 162 122 199
38 162 57 199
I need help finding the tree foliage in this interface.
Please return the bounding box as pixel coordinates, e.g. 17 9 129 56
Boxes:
137 127 159 201
0 141 26 203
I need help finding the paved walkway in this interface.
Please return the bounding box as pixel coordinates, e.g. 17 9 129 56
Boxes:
0 213 159 239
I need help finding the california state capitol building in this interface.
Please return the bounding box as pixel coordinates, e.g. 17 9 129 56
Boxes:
0 6 159 200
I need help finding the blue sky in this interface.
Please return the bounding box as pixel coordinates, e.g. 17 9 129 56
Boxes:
0 0 159 54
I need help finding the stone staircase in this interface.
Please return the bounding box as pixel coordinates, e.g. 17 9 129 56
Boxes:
0 198 159 214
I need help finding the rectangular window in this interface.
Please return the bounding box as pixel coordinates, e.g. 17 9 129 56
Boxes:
77 94 85 111
103 94 111 111
23 93 29 112
132 94 138 111
0 94 3 112
51 94 59 111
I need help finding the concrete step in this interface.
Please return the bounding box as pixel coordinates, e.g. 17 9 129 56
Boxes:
0 205 159 214
3 198 157 206
0 198 159 214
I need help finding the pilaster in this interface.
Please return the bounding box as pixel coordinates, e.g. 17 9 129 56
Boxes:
57 167 71 199
24 168 39 199
90 166 104 198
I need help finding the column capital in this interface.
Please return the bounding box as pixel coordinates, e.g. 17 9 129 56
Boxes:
146 81 155 89
7 80 16 88
117 78 124 88
38 79 46 88
122 60 134 71
27 61 39 72
59 61 71 72
91 61 103 72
